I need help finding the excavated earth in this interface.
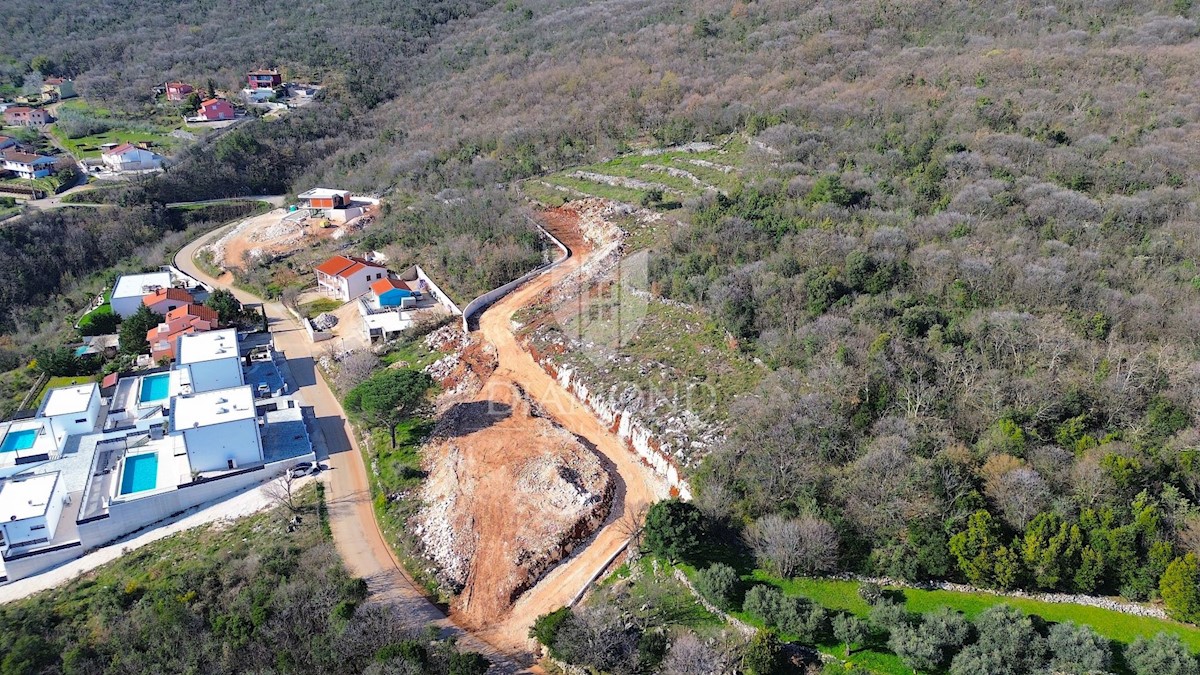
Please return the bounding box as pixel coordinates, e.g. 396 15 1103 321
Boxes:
413 371 614 629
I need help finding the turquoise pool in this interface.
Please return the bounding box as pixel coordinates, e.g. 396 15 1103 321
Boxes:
73 345 89 357
0 429 37 453
139 373 170 403
120 453 159 495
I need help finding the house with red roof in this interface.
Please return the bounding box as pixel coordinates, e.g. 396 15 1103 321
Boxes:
102 143 162 172
247 69 282 90
146 304 219 362
370 278 421 308
165 82 194 102
1 149 57 179
198 98 235 121
41 78 76 100
315 255 387 302
3 106 51 127
143 287 196 316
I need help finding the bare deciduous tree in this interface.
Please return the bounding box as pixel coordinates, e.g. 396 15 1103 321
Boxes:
662 633 732 675
264 471 301 514
747 514 839 578
335 349 380 393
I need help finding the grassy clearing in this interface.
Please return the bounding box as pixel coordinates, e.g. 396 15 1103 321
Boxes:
519 180 571 207
50 99 185 159
541 173 650 205
757 574 1200 653
300 297 342 318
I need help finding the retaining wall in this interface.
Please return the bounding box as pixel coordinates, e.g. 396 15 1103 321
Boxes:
461 216 569 331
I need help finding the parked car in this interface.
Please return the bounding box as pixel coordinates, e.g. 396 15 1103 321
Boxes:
289 461 313 478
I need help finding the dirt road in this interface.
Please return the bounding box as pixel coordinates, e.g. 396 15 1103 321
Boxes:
176 206 664 666
457 212 667 652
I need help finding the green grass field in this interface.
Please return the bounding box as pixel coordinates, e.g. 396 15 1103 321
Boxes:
49 99 185 159
757 574 1200 653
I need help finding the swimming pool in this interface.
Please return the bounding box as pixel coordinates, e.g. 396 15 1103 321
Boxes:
73 345 90 357
0 429 37 453
120 453 159 495
139 373 170 403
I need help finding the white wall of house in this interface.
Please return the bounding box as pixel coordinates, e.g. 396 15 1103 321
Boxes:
182 357 243 394
46 394 101 442
1 478 65 548
103 148 162 172
180 417 262 472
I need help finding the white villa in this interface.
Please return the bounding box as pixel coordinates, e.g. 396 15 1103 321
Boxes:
0 331 313 582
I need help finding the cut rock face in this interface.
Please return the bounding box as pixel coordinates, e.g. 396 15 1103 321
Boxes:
413 383 613 627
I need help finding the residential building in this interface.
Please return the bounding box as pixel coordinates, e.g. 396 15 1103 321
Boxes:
315 254 387 302
146 304 219 362
41 78 76 100
298 188 351 210
0 473 66 553
101 143 162 172
142 287 195 316
175 329 243 393
297 187 370 223
0 136 16 152
3 106 51 127
1 150 56 179
165 82 194 102
371 277 420 308
198 98 235 121
246 69 282 90
170 385 262 472
110 270 207 318
37 383 101 448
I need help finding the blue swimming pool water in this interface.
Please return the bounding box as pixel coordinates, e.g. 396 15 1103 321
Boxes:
73 345 89 357
139 373 170 403
0 429 37 453
120 453 159 494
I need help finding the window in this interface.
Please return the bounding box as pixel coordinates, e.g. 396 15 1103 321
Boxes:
75 417 87 424
30 524 45 531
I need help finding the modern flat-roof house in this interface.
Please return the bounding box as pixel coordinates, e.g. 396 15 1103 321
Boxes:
198 98 235 121
165 82 194 102
102 143 162 172
110 270 206 318
37 383 101 448
0 472 66 554
1 149 57 179
0 333 315 582
297 187 372 223
170 385 262 472
3 106 51 127
42 78 76 100
147 304 219 362
247 69 282 90
175 329 243 393
315 254 387 302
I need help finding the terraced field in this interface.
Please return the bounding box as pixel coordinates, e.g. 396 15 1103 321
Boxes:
527 137 748 208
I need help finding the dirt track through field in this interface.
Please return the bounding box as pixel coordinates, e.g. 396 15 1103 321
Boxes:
454 208 667 653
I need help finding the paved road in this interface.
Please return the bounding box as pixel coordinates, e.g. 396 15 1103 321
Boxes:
174 224 523 670
26 193 287 211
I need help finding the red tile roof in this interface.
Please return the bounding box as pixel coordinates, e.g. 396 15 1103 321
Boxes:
4 106 33 114
166 303 218 323
103 142 137 156
2 149 54 165
200 98 221 107
315 255 382 279
143 287 194 305
371 278 412 295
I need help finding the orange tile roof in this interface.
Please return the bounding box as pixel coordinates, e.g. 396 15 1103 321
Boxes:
371 278 412 295
316 255 381 279
143 287 194 305
103 142 137 156
166 303 218 323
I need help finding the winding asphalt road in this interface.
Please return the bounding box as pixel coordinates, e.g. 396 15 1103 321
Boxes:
173 225 520 665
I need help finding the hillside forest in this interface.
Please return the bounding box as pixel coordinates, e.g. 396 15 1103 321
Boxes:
3 0 1200 668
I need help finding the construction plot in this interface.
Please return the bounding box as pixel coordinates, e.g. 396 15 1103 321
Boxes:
205 205 377 268
414 381 613 629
